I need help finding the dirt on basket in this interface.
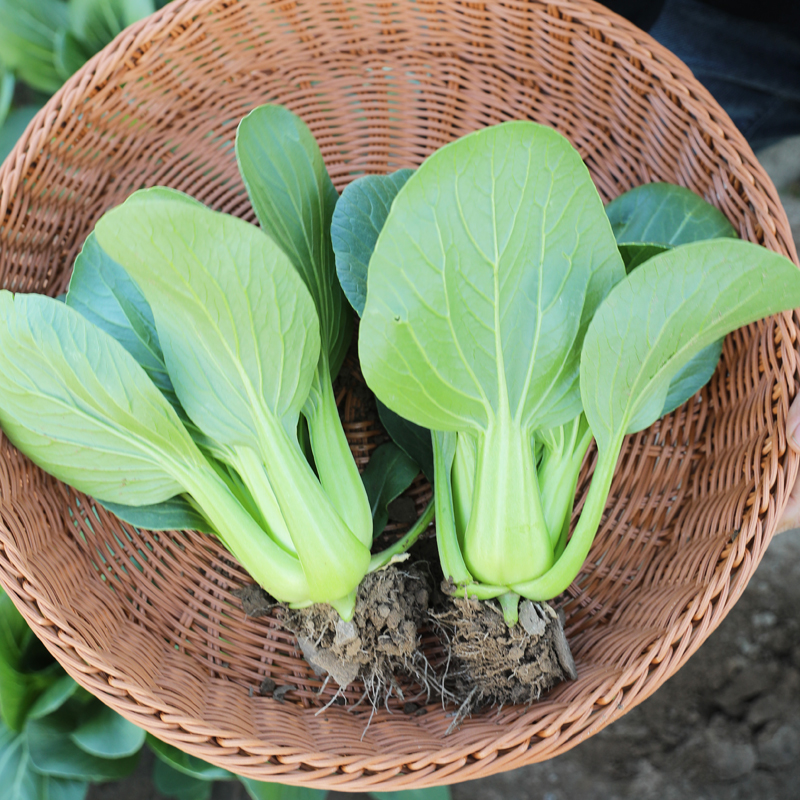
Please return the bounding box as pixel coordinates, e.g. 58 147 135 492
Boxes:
432 589 577 732
280 563 443 707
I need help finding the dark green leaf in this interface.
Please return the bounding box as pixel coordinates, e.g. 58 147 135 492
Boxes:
69 0 156 54
360 443 419 540
235 104 351 376
660 337 724 417
27 713 139 781
370 789 452 800
376 401 434 483
98 496 212 533
27 676 78 721
0 106 41 163
152 757 213 800
66 232 177 406
147 735 233 781
331 169 414 316
239 777 327 800
69 703 146 759
617 242 670 273
605 182 737 246
54 29 90 81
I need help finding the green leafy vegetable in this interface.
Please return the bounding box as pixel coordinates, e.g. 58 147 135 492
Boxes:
152 757 213 800
376 401 434 484
239 779 327 800
331 169 414 316
360 120 800 621
146 735 233 782
69 704 146 759
98 497 212 533
236 104 372 550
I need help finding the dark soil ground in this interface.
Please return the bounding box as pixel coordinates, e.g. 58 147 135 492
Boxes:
87 138 800 800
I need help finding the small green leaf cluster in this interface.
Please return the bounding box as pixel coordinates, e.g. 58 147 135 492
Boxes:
339 121 800 626
0 106 433 621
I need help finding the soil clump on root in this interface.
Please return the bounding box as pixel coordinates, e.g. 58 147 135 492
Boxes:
281 563 442 708
432 593 577 731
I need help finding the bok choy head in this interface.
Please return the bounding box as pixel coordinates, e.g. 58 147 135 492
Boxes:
358 121 800 625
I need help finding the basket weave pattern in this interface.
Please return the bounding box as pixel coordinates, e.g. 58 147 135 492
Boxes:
0 0 798 789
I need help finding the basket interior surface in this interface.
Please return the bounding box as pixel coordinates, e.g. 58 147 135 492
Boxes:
0 0 798 789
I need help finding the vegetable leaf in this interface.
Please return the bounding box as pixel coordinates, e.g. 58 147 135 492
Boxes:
605 182 737 245
236 104 351 377
376 401 434 483
0 106 41 163
146 735 232 781
0 292 201 506
98 496 212 533
26 676 78 721
360 443 419 540
360 121 624 434
239 778 327 800
152 758 212 800
69 704 146 759
331 169 414 316
371 789 452 800
27 714 140 781
617 242 669 273
581 239 800 454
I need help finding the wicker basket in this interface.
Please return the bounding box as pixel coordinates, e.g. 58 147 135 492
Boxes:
0 0 798 790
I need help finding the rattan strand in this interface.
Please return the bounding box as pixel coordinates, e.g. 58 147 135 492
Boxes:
0 0 798 789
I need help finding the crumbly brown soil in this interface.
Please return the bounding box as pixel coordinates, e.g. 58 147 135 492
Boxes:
281 563 442 705
432 591 577 727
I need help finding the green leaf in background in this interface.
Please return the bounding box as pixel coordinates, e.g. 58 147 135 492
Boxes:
376 401 434 484
370 788 452 800
152 757 212 800
66 231 178 407
239 777 327 800
0 68 14 129
54 29 91 82
360 442 420 540
27 712 139 781
330 169 414 316
605 182 738 246
235 104 350 377
26 675 79 721
0 106 41 163
0 0 69 93
0 590 62 732
98 496 213 533
69 0 156 55
69 703 146 759
0 719 86 800
146 735 233 782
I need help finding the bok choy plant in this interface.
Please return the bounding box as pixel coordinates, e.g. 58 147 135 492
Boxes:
358 121 800 625
0 108 433 622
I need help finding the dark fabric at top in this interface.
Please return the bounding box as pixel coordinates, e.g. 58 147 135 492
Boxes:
601 0 666 31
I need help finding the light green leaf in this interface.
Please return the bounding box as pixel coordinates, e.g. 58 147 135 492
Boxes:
0 292 203 507
99 496 212 533
605 182 737 246
27 676 78 721
152 758 213 800
0 106 41 163
376 401 434 483
360 443 419 540
239 777 327 800
331 169 414 316
95 195 369 607
660 337 725 417
147 735 233 781
581 239 800 453
235 104 351 376
360 121 625 434
370 789 452 800
54 29 90 81
69 703 146 759
69 0 156 55
27 713 140 781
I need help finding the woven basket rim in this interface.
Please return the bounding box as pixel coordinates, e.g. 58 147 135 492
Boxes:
0 0 798 789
